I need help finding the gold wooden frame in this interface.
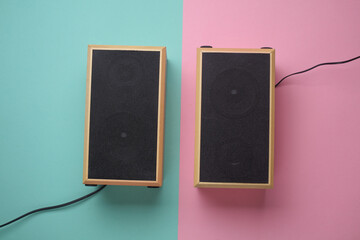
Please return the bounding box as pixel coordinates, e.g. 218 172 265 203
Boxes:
83 45 166 187
194 48 275 188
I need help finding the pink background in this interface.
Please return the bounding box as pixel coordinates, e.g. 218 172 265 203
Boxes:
179 0 360 239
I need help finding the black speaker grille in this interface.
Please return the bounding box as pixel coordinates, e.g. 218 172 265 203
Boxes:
200 52 270 183
88 50 160 180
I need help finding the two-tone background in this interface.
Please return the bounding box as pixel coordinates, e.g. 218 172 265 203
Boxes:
1 0 360 239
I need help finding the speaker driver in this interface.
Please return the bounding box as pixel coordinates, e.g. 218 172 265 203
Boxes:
107 55 142 87
210 68 258 119
216 138 254 178
88 111 154 180
99 112 147 163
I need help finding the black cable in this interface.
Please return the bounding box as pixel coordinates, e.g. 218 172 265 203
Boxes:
275 55 360 87
0 185 106 229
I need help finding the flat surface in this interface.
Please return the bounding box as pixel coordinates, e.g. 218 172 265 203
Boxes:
88 50 160 180
0 0 182 239
179 0 360 239
199 52 270 183
1 0 360 239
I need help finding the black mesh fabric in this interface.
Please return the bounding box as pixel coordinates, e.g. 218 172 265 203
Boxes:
88 50 160 180
200 52 270 183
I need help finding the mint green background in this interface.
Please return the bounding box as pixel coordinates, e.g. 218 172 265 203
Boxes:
0 0 182 239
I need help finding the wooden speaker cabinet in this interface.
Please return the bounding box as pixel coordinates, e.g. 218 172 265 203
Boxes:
194 47 275 188
83 45 166 187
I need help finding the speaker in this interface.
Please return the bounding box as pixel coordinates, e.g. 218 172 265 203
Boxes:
83 45 166 187
194 47 275 188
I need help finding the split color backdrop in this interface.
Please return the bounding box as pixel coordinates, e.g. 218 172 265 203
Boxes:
1 0 360 240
